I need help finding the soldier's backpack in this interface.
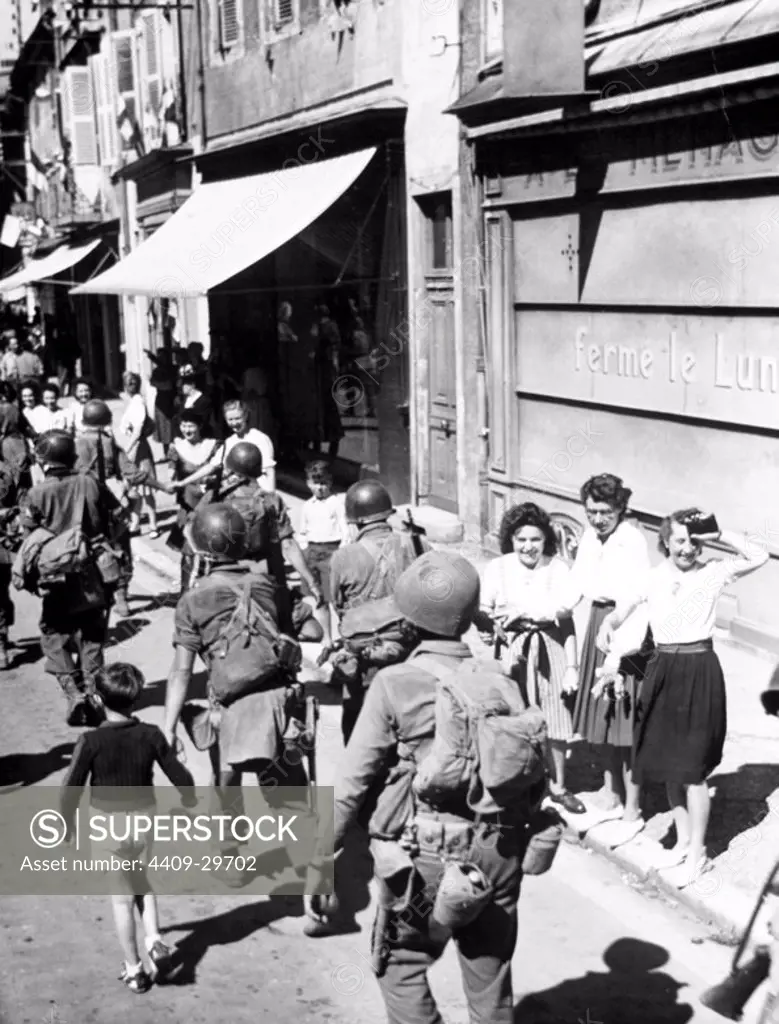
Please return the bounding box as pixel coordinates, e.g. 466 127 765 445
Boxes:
204 575 300 706
410 653 549 816
335 533 422 677
35 486 94 584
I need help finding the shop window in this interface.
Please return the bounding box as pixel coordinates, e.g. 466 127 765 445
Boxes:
419 192 453 272
483 0 502 62
263 0 300 43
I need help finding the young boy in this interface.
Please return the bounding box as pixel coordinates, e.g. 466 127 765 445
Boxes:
297 460 349 650
60 663 196 994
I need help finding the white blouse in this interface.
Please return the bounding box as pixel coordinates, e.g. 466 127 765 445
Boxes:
120 393 147 437
639 557 763 646
481 554 574 624
298 493 349 545
568 519 650 607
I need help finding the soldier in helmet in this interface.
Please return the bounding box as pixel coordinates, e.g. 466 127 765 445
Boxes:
178 442 322 636
74 399 163 618
305 551 529 1017
19 430 122 726
163 503 307 862
328 479 430 742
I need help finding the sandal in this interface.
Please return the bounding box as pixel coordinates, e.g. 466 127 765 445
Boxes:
119 963 152 994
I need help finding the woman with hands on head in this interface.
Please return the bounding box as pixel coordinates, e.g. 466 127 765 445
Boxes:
597 509 768 888
478 502 585 815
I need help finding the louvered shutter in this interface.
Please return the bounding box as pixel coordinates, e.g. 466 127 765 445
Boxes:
218 0 241 47
139 10 163 147
274 0 294 25
88 52 118 167
111 29 140 151
61 66 98 165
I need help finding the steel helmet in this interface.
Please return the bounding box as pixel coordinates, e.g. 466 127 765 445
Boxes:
35 430 76 469
190 503 249 560
394 550 480 639
345 479 394 525
224 441 263 479
82 399 112 427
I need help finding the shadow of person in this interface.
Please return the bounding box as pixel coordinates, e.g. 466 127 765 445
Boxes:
514 938 693 1024
8 637 42 668
0 743 75 789
130 591 181 613
105 617 151 649
705 764 779 859
159 898 298 986
133 670 209 711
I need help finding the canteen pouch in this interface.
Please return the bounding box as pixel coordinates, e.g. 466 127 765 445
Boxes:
521 807 564 876
181 702 219 751
431 861 494 930
94 544 122 585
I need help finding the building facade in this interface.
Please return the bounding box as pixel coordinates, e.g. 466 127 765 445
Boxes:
76 0 462 503
453 0 779 652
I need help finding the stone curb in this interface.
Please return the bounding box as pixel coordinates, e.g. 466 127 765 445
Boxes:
573 822 759 940
131 536 180 588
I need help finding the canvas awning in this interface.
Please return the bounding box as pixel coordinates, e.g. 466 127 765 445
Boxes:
0 240 100 294
71 147 378 298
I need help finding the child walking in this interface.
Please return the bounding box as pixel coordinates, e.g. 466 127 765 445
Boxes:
298 460 349 650
60 663 196 993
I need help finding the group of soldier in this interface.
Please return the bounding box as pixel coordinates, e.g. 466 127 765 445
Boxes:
3 394 547 1024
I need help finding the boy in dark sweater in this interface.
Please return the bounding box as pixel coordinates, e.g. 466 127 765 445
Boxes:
61 663 195 993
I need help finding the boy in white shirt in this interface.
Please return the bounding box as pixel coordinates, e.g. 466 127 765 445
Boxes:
298 460 349 649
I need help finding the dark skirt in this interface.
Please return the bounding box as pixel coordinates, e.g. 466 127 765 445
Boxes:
633 641 726 786
573 601 651 748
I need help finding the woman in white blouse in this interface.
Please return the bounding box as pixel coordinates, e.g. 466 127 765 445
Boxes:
480 502 585 815
569 474 653 840
598 509 768 888
119 372 159 537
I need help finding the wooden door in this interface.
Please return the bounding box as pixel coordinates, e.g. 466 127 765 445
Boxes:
427 285 457 512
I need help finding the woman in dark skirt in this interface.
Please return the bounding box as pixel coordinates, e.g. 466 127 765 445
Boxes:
569 474 652 837
598 508 768 888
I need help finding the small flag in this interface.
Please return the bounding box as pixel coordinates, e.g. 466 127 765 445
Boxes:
159 82 181 147
27 149 49 194
116 95 145 157
0 215 22 248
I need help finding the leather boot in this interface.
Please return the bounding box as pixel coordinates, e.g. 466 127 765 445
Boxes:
113 587 131 618
57 674 90 727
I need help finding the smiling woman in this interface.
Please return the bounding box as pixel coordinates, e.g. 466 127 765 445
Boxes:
598 510 769 888
479 501 584 814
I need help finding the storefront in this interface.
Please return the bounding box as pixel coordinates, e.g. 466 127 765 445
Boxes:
75 125 412 501
468 88 779 652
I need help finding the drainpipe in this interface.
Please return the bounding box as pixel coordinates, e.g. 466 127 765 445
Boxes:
195 0 207 148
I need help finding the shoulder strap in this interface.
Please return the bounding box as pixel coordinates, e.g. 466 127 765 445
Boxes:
359 534 398 600
209 573 281 639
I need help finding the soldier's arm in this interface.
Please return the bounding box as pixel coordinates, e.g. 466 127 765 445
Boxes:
270 495 321 600
164 598 200 743
329 549 346 618
333 674 396 851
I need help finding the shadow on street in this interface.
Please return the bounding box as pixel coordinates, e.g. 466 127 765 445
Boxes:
514 939 693 1023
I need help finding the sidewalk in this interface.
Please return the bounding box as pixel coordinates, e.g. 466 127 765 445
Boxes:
120 423 779 948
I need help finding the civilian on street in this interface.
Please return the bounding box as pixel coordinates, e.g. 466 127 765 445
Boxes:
478 501 585 815
166 410 219 582
65 378 98 437
147 348 178 450
119 372 159 538
568 473 653 840
598 509 769 888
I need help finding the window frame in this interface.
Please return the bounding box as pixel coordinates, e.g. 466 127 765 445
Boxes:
482 0 503 64
262 0 300 45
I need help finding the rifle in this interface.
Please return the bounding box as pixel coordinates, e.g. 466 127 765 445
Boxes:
403 509 426 558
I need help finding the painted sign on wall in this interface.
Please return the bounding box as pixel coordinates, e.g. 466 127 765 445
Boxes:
515 309 779 431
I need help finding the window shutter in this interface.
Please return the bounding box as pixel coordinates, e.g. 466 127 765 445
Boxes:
111 29 140 151
274 0 294 25
61 66 98 165
88 52 118 167
218 0 241 47
139 11 163 148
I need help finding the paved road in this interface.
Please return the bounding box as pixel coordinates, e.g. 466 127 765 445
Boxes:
0 559 771 1023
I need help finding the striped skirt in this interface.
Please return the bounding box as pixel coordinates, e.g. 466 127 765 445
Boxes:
506 619 577 742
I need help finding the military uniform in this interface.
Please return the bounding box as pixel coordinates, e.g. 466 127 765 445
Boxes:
333 641 524 1024
21 468 118 712
181 479 296 632
75 427 148 600
330 522 429 743
0 463 20 661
